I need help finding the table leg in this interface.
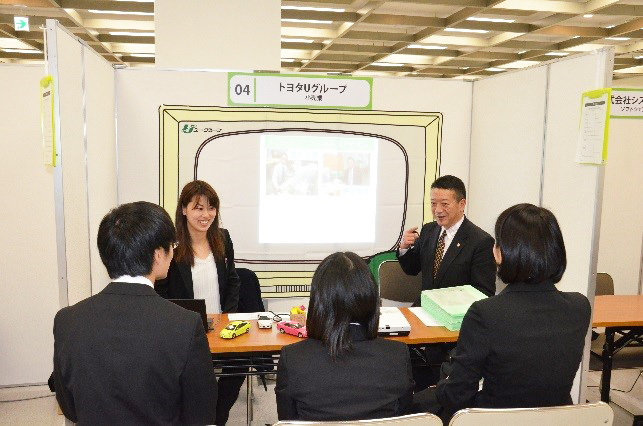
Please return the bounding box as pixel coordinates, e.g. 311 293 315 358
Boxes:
601 327 614 403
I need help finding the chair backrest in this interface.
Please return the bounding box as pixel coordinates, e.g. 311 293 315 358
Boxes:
237 267 265 313
275 412 442 426
448 402 613 426
378 260 422 304
595 273 614 296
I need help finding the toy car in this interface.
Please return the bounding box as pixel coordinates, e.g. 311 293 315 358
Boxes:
219 320 250 339
257 315 273 329
277 321 307 338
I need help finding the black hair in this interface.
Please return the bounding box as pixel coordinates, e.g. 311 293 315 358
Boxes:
430 175 466 201
494 203 566 285
306 252 379 360
97 201 176 279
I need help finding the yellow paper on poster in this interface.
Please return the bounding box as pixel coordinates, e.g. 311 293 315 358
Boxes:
40 75 56 166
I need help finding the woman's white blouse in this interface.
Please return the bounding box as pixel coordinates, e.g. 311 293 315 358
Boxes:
191 253 221 314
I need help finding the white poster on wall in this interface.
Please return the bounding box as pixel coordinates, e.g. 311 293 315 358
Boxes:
610 88 643 118
576 89 610 164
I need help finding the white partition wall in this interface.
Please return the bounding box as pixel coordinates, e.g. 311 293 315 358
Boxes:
47 20 118 301
598 75 643 295
82 44 117 294
0 65 59 386
468 66 548 235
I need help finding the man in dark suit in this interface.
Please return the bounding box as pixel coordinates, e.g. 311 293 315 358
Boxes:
397 175 496 298
52 202 217 425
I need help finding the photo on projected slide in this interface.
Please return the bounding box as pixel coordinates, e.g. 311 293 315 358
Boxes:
260 134 378 244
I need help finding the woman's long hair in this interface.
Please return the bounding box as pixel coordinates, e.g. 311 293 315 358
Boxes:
306 252 379 360
174 180 225 265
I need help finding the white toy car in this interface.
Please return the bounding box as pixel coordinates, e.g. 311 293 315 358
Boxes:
257 314 273 329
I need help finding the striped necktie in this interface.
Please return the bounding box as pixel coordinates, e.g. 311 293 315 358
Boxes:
433 230 447 279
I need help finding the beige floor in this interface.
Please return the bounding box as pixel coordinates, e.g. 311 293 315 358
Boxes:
1 370 640 426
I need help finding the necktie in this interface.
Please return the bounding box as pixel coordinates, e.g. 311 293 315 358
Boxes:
433 230 447 279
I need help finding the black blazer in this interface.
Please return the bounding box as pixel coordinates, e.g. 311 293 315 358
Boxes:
436 281 591 417
275 326 414 421
155 228 241 313
53 282 217 425
397 217 496 297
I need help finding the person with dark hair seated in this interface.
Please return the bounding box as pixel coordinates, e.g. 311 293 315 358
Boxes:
52 202 217 425
275 252 414 421
414 203 591 421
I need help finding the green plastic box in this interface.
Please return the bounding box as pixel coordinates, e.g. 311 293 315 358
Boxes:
420 285 488 331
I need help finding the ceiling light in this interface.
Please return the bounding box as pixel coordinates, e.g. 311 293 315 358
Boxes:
88 10 154 16
545 52 569 56
605 37 629 41
281 6 345 12
322 40 332 44
635 55 643 59
129 53 154 57
605 25 616 29
109 31 154 37
460 67 469 69
466 17 515 23
583 14 593 18
2 48 40 54
409 44 447 50
281 19 332 24
573 36 580 39
518 50 527 54
281 38 314 43
372 63 404 67
281 59 295 62
445 28 489 34
485 67 504 72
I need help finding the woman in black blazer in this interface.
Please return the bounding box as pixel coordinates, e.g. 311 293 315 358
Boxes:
416 204 591 421
154 180 241 425
275 252 414 421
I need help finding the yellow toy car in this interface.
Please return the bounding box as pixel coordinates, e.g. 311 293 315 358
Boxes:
220 320 251 339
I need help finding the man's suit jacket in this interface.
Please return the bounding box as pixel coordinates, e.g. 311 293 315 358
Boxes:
275 325 414 421
436 281 591 418
155 228 240 313
397 217 496 297
53 282 217 425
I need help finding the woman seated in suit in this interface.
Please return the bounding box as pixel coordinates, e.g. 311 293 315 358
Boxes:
275 251 414 421
154 179 242 425
416 203 591 421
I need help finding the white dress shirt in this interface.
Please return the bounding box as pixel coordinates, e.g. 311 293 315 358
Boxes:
113 275 154 288
399 215 465 256
191 253 221 314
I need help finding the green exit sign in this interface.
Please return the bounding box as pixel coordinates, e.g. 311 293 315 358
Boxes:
14 16 29 32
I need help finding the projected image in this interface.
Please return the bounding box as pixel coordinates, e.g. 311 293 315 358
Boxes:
260 134 377 244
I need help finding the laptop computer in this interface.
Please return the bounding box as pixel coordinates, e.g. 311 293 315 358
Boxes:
168 299 213 332
378 307 411 336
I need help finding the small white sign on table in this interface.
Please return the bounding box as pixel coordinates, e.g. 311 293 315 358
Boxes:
228 72 372 109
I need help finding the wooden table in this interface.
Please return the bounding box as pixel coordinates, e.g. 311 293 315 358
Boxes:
206 307 459 354
592 295 643 403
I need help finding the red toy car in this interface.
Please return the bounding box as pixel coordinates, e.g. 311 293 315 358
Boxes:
277 321 307 338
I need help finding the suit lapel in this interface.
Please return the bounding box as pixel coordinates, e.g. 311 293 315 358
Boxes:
177 262 194 299
435 218 470 284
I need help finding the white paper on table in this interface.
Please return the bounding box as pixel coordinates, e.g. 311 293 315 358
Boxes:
227 312 290 321
409 307 442 327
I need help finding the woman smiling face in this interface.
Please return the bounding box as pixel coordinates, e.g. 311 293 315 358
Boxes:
182 195 217 235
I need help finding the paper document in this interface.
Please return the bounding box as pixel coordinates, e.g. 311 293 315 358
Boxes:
227 312 290 321
576 89 610 164
409 307 442 327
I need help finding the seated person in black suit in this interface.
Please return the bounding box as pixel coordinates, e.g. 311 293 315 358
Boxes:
414 203 591 422
52 202 217 425
275 252 414 421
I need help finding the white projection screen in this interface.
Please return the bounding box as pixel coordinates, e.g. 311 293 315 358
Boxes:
160 106 441 298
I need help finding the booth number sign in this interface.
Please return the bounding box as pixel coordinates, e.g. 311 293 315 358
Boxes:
227 72 372 110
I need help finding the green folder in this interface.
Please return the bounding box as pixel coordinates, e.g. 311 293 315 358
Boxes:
421 285 488 331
